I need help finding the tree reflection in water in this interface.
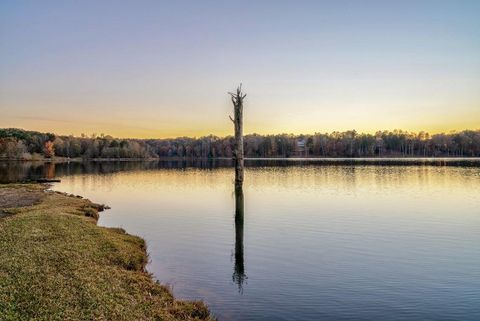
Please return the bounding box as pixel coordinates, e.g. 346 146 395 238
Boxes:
232 181 247 293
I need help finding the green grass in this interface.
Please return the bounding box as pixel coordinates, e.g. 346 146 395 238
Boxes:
0 184 214 321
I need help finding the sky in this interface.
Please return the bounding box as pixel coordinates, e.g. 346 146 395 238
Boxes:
1 0 479 138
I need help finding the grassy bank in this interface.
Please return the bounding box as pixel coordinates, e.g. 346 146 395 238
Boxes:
0 184 214 321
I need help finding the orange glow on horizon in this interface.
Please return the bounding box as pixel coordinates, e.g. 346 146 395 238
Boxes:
1 116 478 139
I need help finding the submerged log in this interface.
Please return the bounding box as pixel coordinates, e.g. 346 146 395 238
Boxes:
36 178 61 183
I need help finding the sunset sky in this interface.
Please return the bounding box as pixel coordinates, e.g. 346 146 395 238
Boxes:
1 0 479 138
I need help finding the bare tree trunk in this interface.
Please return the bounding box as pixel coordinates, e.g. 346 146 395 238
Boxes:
229 84 246 185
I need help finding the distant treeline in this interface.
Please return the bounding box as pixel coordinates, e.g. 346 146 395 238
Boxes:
1 128 480 159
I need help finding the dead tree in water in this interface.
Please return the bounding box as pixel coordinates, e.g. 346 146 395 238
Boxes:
229 84 246 185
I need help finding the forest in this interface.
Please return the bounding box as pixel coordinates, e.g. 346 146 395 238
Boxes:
1 128 480 159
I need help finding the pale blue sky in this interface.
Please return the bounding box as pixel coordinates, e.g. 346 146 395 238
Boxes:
1 0 479 137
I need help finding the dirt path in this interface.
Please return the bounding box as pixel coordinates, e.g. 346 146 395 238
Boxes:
0 185 44 217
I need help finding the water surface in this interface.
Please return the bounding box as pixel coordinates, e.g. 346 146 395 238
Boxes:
2 160 480 320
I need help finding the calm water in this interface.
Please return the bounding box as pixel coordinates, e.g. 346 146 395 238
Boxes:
2 160 480 320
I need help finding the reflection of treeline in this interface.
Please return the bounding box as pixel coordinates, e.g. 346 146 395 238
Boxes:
0 160 237 183
1 128 480 159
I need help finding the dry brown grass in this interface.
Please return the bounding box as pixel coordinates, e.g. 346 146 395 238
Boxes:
0 184 214 321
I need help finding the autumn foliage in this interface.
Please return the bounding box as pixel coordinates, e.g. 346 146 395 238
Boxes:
1 128 480 159
43 141 55 158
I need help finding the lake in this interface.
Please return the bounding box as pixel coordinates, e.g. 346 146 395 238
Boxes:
2 159 480 320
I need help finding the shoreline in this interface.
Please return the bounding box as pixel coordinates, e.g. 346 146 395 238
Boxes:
0 183 214 320
1 156 480 162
